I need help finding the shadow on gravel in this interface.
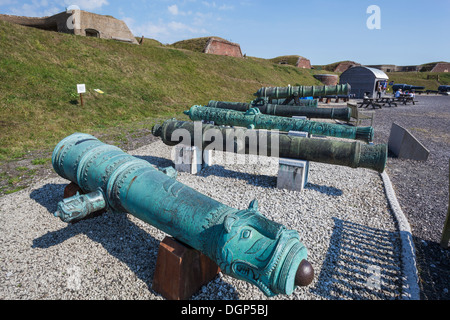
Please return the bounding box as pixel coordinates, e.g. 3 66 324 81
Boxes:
199 164 277 188
29 182 238 300
311 218 402 300
413 237 450 300
134 155 174 169
29 183 66 213
199 164 344 196
31 209 164 296
134 153 344 196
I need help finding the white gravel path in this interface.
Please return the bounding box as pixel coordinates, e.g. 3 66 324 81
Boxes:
0 139 417 300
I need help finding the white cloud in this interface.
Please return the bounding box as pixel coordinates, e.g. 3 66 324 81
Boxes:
168 4 192 16
127 18 208 44
168 4 178 15
63 0 108 11
218 4 233 10
8 0 60 17
4 0 108 17
0 0 17 6
202 1 216 8
201 1 233 10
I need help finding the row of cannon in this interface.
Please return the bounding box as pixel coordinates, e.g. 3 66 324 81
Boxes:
51 84 386 298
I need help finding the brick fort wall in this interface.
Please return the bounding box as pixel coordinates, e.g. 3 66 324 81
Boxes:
204 38 243 58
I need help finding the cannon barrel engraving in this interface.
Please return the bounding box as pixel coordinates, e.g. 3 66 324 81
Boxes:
51 133 313 296
184 105 374 143
152 120 387 173
207 100 351 121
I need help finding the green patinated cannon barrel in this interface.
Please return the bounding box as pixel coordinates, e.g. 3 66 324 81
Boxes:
51 133 314 297
254 84 351 99
207 100 351 121
184 105 373 143
264 99 318 107
152 120 387 173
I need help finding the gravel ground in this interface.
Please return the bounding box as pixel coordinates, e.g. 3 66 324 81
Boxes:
0 95 447 301
367 95 450 300
1 137 405 300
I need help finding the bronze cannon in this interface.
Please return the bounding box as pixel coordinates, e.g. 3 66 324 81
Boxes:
51 133 314 297
152 119 387 173
206 100 351 121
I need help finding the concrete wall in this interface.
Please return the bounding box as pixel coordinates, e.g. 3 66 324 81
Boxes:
365 64 449 72
77 11 138 44
366 65 397 73
0 10 137 44
203 37 243 57
0 12 72 32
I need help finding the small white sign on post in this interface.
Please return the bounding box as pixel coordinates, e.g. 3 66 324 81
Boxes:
77 84 86 94
77 84 86 106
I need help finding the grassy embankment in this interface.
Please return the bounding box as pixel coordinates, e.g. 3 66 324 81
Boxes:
0 23 326 162
1 22 448 195
0 22 326 194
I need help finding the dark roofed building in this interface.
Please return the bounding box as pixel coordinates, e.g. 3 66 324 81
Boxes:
339 66 389 99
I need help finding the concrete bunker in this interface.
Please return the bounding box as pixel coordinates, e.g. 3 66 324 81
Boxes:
0 10 138 44
85 28 100 38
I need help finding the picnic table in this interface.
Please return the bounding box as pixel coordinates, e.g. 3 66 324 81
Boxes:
358 97 382 109
317 94 355 104
395 94 417 105
358 96 401 109
375 97 398 107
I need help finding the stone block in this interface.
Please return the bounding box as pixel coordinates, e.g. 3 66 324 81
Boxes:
388 123 430 161
202 148 213 168
277 158 309 192
152 237 221 300
174 145 202 174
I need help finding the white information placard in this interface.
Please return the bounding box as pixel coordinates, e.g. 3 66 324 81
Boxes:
77 84 86 94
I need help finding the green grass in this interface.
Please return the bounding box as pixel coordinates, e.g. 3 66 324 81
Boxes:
1 21 447 164
169 37 219 53
269 55 302 66
4 186 26 195
0 21 326 162
386 72 450 91
31 158 51 165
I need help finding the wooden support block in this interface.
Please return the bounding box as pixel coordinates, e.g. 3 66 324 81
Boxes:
64 182 83 198
152 237 221 300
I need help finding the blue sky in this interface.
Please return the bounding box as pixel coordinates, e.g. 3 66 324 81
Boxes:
1 0 449 65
